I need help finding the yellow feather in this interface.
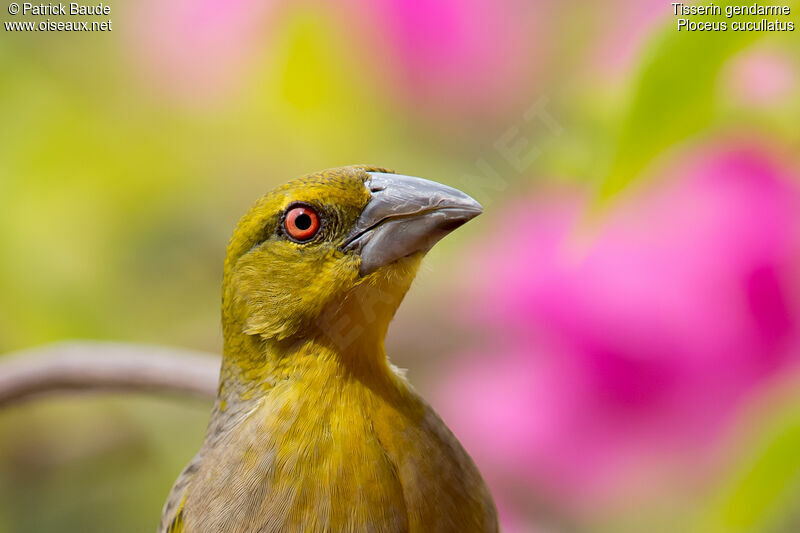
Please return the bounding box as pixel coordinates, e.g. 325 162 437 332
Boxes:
158 166 497 532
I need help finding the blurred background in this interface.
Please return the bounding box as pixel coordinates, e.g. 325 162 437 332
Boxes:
1 1 800 531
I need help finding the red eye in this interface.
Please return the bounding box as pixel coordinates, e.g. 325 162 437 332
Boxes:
284 205 320 241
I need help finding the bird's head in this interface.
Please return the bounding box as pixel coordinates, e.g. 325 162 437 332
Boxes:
221 165 481 361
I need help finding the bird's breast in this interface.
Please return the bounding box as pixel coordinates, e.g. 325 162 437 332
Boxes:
182 372 497 532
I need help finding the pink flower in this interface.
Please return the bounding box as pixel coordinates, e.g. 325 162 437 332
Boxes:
590 0 670 78
724 48 798 107
345 0 547 121
436 142 800 511
127 0 273 103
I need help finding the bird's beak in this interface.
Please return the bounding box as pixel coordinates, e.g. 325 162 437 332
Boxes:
342 172 483 275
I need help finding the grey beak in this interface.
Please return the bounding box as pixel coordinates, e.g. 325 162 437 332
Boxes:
343 172 482 275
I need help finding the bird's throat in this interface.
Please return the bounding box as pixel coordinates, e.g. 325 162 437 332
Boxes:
217 254 421 412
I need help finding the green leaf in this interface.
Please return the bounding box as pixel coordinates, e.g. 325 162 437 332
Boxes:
597 1 794 203
699 378 800 532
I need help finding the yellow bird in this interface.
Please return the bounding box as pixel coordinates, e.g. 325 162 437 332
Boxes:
159 166 498 532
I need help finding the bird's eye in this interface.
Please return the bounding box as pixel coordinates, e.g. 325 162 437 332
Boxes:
284 205 321 242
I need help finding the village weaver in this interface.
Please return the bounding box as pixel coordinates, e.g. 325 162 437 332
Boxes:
159 166 498 532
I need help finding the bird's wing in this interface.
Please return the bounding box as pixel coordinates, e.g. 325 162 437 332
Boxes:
164 500 185 533
158 453 201 533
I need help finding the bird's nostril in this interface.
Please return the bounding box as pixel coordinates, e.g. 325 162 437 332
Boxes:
370 185 386 193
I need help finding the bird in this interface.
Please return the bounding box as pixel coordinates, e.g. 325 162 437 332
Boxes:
159 165 498 532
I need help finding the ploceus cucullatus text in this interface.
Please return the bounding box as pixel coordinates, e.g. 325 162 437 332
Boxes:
159 166 498 532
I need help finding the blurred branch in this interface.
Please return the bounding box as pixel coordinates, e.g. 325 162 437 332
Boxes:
0 342 219 408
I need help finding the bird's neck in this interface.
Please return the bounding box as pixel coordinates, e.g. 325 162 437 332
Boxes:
213 256 421 434
216 273 414 420
207 334 404 444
